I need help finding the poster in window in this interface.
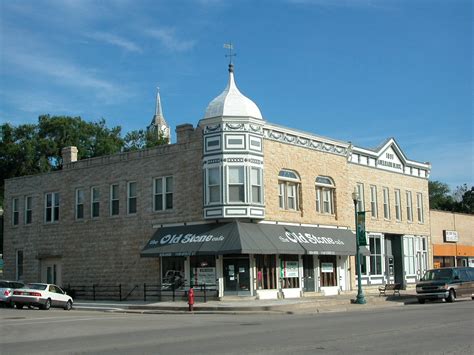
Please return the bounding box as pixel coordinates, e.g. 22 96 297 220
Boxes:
281 261 299 278
321 262 334 273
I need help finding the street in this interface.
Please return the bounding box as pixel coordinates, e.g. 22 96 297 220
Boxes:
1 301 473 354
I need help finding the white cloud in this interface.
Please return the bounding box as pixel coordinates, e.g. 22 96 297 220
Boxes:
145 28 196 52
86 32 143 53
3 49 129 104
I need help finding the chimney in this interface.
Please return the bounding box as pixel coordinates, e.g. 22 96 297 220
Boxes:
176 124 194 144
62 146 78 164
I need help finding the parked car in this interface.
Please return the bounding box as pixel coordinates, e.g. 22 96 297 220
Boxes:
0 280 25 308
12 283 73 310
416 267 474 304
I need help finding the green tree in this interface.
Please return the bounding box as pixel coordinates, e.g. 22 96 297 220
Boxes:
123 129 168 152
0 115 124 207
428 181 454 211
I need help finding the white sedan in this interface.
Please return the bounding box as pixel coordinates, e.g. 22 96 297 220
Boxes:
12 283 73 310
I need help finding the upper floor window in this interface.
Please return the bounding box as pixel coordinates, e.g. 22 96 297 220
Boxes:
416 192 424 223
315 176 335 215
25 196 33 224
127 182 137 214
207 168 221 204
45 192 59 223
12 198 19 225
278 169 300 211
395 189 402 221
228 167 245 203
383 187 390 220
370 185 377 218
91 187 100 218
250 168 262 204
154 176 173 211
406 191 413 222
76 189 84 220
110 184 119 216
356 183 365 212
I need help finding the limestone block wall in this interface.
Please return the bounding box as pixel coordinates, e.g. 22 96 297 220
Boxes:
3 129 203 291
264 139 352 227
347 163 430 237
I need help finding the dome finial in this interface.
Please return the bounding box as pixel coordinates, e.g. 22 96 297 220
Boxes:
224 42 236 68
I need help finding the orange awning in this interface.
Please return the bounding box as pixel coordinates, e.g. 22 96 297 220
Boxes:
433 244 474 257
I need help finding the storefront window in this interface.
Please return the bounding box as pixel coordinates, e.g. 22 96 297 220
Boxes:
280 255 299 288
256 255 277 289
190 256 216 287
433 256 455 268
404 236 416 275
161 257 185 290
369 236 382 275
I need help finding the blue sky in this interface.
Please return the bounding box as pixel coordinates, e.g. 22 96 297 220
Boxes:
1 0 472 189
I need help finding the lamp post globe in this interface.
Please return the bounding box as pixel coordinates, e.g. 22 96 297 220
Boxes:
352 188 367 305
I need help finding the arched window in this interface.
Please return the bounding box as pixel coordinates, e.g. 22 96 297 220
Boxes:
278 169 300 210
315 176 335 215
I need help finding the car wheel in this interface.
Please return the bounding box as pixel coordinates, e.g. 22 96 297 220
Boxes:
418 298 425 304
64 300 72 311
446 289 455 303
43 299 51 310
16 303 24 309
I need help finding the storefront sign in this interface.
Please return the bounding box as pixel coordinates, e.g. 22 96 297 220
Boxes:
281 261 299 278
443 230 458 243
193 267 216 285
279 232 345 245
150 233 225 246
321 262 334 273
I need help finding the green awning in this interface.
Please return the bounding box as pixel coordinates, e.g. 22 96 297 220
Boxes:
141 221 357 257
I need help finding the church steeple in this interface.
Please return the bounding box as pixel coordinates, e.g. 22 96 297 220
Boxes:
147 87 170 143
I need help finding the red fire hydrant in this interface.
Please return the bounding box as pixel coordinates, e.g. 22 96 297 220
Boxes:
188 287 195 312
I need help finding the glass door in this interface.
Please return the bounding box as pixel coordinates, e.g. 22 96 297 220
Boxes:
223 256 251 296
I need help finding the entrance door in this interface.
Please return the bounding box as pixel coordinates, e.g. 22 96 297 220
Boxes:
303 255 315 292
223 256 251 296
319 256 337 287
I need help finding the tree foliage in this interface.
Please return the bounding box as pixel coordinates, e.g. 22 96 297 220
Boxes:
123 129 169 152
1 115 170 207
429 181 473 214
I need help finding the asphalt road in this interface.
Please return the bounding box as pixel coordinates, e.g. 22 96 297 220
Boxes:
1 301 473 354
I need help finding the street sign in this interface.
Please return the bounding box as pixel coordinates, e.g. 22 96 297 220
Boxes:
357 211 368 246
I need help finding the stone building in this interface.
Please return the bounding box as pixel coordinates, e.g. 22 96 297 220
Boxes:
3 64 431 298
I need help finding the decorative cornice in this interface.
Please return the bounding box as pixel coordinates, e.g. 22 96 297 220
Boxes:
263 127 349 157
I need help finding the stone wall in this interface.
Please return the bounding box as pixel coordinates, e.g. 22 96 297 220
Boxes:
3 128 203 292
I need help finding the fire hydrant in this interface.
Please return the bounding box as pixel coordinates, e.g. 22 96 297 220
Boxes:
188 287 195 312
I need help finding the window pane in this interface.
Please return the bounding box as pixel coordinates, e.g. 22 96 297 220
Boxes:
252 186 261 203
166 177 173 193
279 183 285 208
155 194 163 210
77 204 84 219
209 186 220 203
129 182 137 197
111 184 118 199
129 197 137 214
166 193 173 209
209 168 219 185
229 185 244 202
111 200 119 215
229 167 244 183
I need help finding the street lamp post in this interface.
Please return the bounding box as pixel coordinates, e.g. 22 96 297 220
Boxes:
352 188 367 305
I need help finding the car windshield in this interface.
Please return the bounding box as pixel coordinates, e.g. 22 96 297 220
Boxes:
27 283 48 290
421 269 453 281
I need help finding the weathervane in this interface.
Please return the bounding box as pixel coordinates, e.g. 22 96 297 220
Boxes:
223 42 236 65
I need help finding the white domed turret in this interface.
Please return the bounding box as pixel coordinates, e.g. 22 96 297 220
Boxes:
203 64 263 120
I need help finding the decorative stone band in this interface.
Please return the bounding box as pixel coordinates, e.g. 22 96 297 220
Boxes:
203 122 264 134
263 128 350 158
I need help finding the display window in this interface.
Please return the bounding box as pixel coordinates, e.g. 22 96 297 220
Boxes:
256 255 277 289
190 256 217 288
280 255 300 288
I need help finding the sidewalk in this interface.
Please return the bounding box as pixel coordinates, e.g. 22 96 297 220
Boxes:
73 290 418 315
